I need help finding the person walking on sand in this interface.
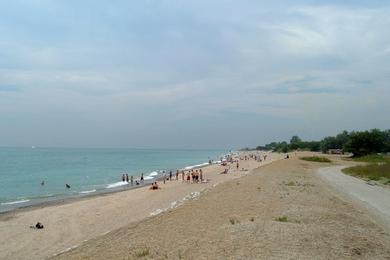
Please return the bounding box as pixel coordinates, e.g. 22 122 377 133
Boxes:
169 170 172 181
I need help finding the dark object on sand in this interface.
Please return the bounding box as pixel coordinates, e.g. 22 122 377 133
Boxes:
30 222 44 229
66 184 71 189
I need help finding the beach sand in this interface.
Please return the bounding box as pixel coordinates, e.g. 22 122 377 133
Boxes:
53 152 390 259
0 151 281 260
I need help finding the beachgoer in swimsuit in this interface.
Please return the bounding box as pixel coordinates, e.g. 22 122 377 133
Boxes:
126 174 129 183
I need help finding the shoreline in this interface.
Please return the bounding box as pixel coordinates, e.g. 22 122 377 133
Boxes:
0 150 282 260
0 154 232 214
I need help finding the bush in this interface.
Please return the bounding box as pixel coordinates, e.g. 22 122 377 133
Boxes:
300 156 331 163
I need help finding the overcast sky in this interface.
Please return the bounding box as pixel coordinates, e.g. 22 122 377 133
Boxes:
0 0 389 149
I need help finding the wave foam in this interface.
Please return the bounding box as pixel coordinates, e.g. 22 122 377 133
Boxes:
79 189 96 194
184 162 209 170
1 199 30 205
106 181 128 189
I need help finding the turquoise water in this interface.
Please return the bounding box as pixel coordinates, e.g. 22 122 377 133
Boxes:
0 147 227 212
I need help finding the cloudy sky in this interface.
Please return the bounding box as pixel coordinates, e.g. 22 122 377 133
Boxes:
0 0 389 149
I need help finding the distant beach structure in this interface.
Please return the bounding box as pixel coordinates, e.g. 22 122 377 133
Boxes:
327 149 343 155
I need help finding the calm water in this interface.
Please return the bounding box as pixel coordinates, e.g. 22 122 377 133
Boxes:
0 147 227 212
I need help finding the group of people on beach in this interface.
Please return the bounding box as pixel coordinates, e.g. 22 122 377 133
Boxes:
121 173 141 185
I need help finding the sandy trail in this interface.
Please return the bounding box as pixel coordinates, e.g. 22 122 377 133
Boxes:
318 165 390 231
0 152 281 260
55 154 390 260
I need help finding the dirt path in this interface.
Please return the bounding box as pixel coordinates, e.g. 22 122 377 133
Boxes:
55 156 390 260
318 165 390 231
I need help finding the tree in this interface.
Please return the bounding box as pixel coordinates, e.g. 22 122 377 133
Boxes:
344 129 386 157
289 136 302 150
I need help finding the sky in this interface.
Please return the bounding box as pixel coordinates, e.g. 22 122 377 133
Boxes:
0 0 389 149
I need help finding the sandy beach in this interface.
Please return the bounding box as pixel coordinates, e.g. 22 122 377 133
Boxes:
0 151 282 260
53 152 390 259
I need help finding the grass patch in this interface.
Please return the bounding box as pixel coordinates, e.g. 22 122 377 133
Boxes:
275 216 288 222
135 248 150 258
229 217 239 225
342 163 390 184
300 156 331 163
351 154 390 163
285 181 296 186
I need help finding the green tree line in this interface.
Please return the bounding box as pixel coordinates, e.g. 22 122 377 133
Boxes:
253 129 390 157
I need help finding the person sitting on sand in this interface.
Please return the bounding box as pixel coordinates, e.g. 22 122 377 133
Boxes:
30 222 44 229
150 182 160 190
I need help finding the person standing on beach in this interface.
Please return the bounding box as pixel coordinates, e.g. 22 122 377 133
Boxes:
200 169 203 181
236 162 239 170
140 173 144 183
122 174 125 182
125 174 129 183
130 175 133 185
176 170 179 181
182 170 185 181
169 170 172 181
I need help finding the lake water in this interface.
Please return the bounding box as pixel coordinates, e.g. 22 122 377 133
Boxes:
0 147 227 212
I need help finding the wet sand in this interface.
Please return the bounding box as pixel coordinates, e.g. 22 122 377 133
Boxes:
55 153 390 259
0 151 281 260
